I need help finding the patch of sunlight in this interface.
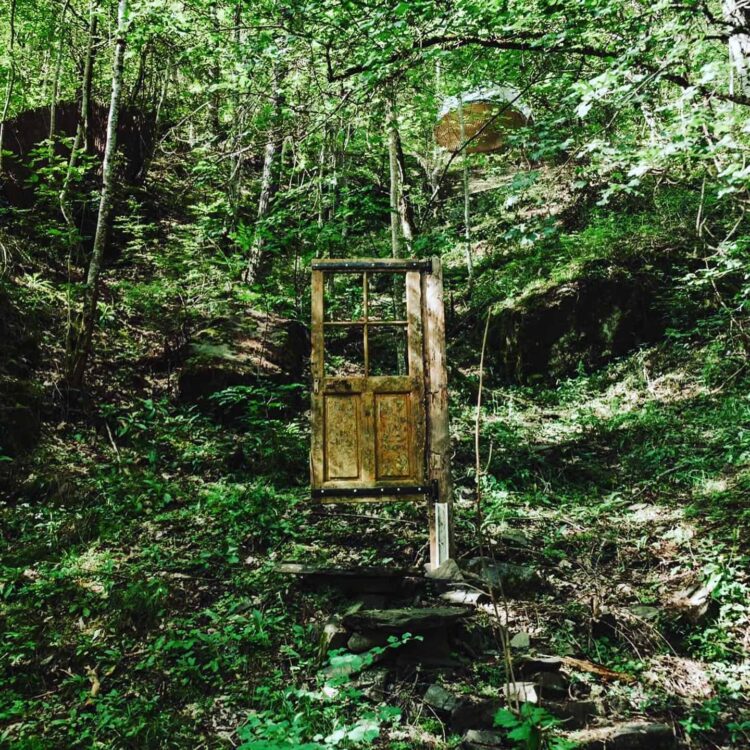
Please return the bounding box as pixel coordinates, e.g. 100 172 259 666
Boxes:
626 503 684 524
587 369 708 422
69 546 112 575
695 476 729 495
644 655 713 699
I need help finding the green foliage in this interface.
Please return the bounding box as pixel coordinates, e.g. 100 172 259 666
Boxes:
494 703 576 750
237 635 415 750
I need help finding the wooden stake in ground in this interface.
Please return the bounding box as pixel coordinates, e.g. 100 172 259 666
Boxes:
66 0 129 389
422 256 454 567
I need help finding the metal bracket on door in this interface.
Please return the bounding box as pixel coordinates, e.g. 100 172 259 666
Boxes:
311 259 433 273
311 482 438 501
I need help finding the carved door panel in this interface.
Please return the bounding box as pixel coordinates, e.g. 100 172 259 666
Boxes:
310 260 427 501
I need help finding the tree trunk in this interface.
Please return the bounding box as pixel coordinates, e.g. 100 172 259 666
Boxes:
66 0 129 389
0 0 18 173
49 0 72 145
458 96 474 279
395 131 415 252
60 1 98 229
387 94 401 258
244 57 285 284
724 0 750 96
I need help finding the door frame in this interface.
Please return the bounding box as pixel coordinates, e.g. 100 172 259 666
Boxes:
309 257 454 567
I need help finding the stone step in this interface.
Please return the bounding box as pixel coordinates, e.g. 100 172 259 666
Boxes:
566 722 676 749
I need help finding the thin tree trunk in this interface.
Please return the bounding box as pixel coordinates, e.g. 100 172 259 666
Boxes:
67 0 129 389
395 131 415 252
724 0 750 96
458 96 474 279
317 130 327 227
49 0 72 145
245 57 285 284
387 93 401 258
60 1 98 228
0 0 18 173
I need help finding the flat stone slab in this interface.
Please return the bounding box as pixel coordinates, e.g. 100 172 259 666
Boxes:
567 722 676 749
343 606 469 633
277 563 422 594
424 684 458 714
517 654 564 674
462 729 504 749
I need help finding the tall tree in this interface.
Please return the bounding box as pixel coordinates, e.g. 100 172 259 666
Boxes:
67 0 129 388
724 0 750 96
0 0 17 173
245 52 286 284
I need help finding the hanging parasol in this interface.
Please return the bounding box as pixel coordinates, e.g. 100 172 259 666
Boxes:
434 86 532 154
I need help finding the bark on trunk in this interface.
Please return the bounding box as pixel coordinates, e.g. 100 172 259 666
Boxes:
244 58 285 284
60 2 98 228
387 94 401 258
395 132 415 251
724 0 750 96
0 0 18 173
458 97 473 280
66 0 129 389
49 0 72 145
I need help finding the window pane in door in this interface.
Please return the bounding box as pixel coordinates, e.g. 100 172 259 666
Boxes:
367 272 406 321
324 325 365 376
324 273 364 321
368 325 408 376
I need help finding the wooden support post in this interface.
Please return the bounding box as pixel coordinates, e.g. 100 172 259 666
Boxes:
422 256 453 569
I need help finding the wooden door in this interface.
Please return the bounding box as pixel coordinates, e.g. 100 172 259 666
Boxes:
310 259 429 501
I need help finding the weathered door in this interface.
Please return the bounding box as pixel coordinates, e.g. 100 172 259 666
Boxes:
310 259 430 501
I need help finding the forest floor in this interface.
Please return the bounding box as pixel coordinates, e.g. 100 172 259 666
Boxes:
2 301 749 749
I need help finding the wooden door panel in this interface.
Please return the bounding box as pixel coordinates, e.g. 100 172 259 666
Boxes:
311 263 427 499
324 394 361 480
374 392 412 480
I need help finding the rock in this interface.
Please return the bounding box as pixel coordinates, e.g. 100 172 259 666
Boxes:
481 260 670 384
355 594 388 610
347 632 387 653
468 558 542 597
667 575 721 625
178 310 308 402
277 563 423 596
441 589 489 606
318 617 349 660
502 681 538 704
567 722 676 749
451 697 503 732
424 684 458 714
534 671 568 700
356 667 389 700
510 631 531 650
499 528 530 547
545 699 599 728
462 729 505 749
426 558 464 582
517 654 563 675
342 606 469 633
629 605 660 622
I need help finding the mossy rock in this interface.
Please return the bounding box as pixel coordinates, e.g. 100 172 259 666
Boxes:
482 260 670 384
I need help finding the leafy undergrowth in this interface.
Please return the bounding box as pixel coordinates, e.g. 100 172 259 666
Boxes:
2 326 749 748
450 335 750 749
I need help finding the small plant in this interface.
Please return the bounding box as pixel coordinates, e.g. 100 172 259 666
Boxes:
494 703 577 750
237 634 418 749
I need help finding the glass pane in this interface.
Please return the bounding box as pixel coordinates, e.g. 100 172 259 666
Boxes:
325 325 365 376
367 273 406 322
368 325 408 376
324 273 364 321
